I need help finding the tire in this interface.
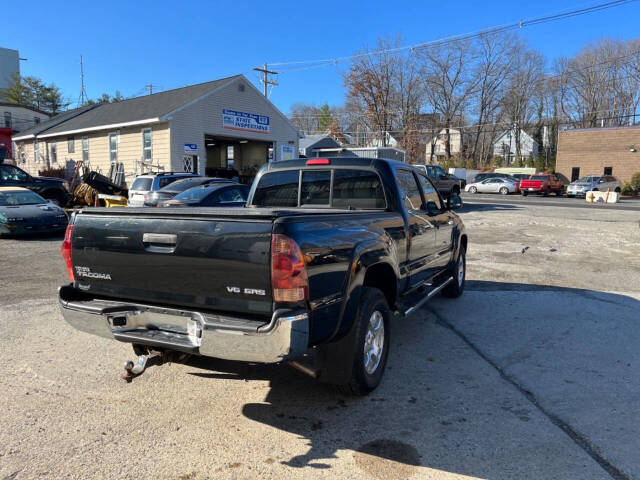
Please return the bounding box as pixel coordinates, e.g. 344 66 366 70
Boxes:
521 191 528 196
469 186 477 194
556 189 563 196
499 187 509 195
442 246 466 298
452 186 460 196
615 187 621 193
593 188 599 192
337 287 391 396
543 187 550 197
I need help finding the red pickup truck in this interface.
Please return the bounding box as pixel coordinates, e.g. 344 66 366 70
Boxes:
519 174 564 196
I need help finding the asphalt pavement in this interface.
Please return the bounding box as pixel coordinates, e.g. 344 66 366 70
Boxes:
461 191 640 211
1 201 639 479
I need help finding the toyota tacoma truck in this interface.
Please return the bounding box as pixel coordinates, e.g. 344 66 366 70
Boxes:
59 157 467 395
519 173 564 196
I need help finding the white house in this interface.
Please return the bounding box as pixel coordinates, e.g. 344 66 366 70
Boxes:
493 128 539 163
426 128 464 161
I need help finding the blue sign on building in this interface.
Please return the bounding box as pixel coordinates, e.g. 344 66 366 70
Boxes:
222 109 270 134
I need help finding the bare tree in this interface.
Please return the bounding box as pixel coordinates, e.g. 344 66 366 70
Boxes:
420 39 478 160
500 41 545 163
344 37 400 147
468 32 514 166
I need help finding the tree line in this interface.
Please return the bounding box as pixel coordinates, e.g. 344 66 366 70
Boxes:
289 34 640 169
0 72 127 116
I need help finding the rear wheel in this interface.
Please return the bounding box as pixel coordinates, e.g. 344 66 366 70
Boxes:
543 187 550 196
521 190 528 196
337 287 390 396
469 186 477 194
443 247 466 298
615 187 621 193
499 187 509 195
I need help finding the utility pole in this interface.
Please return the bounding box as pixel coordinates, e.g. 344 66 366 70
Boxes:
145 84 157 95
253 63 278 97
78 55 88 106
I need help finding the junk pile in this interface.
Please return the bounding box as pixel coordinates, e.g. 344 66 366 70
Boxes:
69 162 128 207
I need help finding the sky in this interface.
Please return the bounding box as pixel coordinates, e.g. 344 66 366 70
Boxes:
3 0 640 114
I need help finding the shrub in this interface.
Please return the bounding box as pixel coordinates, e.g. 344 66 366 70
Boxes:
621 182 634 196
492 156 503 168
630 172 640 192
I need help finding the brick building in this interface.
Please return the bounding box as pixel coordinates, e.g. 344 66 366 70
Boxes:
556 125 640 183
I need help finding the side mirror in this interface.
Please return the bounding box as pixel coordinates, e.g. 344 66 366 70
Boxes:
449 194 463 210
426 200 439 214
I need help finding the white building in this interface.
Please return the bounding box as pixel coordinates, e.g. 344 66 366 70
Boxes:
493 128 539 163
13 74 299 183
2 103 50 133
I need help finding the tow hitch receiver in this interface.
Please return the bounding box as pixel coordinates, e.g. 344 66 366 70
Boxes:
121 347 189 382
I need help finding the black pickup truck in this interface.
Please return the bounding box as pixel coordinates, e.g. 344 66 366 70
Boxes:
59 157 467 395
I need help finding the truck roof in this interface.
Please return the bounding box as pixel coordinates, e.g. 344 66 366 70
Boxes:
262 157 407 172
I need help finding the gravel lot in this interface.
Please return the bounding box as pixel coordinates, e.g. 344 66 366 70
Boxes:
1 200 639 480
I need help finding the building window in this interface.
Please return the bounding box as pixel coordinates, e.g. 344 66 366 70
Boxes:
50 141 57 163
67 136 75 153
34 140 39 163
82 136 89 162
603 167 612 176
141 128 152 162
571 167 580 182
109 132 118 164
34 117 40 125
4 112 11 128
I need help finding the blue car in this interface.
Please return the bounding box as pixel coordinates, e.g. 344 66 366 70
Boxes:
0 187 68 236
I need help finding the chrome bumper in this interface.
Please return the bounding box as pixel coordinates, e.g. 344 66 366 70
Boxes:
58 285 309 363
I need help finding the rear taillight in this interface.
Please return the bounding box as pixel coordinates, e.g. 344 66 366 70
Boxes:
61 224 74 281
271 234 308 302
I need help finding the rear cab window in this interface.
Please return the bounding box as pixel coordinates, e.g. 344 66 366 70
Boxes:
252 168 386 209
131 177 152 191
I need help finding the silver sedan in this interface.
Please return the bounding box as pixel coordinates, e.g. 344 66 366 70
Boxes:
465 177 519 195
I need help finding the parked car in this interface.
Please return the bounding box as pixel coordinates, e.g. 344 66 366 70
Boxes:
0 187 68 236
159 182 249 207
566 175 621 197
414 164 462 198
510 173 532 182
59 157 467 396
519 174 564 196
143 177 232 207
465 177 519 195
128 172 200 207
0 163 69 206
470 172 514 184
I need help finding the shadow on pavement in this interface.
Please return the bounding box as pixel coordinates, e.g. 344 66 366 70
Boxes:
183 281 637 479
0 231 65 241
458 201 522 213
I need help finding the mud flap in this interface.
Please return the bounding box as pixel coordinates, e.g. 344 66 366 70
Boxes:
315 286 362 385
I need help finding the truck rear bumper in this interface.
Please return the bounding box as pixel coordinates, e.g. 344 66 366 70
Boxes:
58 285 309 363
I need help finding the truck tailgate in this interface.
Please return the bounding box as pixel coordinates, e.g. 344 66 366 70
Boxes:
70 208 274 316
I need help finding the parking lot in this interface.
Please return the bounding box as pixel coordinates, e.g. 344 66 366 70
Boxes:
2 200 640 480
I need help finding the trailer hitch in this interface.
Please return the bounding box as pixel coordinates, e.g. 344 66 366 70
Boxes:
121 346 190 382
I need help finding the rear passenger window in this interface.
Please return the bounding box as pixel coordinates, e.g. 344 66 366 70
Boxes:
396 170 422 211
417 174 442 210
253 170 299 207
301 171 330 205
332 170 385 209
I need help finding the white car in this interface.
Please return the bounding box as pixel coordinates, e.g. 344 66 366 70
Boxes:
465 177 519 195
566 175 621 197
128 172 200 207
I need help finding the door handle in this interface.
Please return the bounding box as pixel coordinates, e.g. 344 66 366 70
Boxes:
142 233 177 253
142 233 177 245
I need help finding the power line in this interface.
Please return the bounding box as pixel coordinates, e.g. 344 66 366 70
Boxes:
270 0 638 73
